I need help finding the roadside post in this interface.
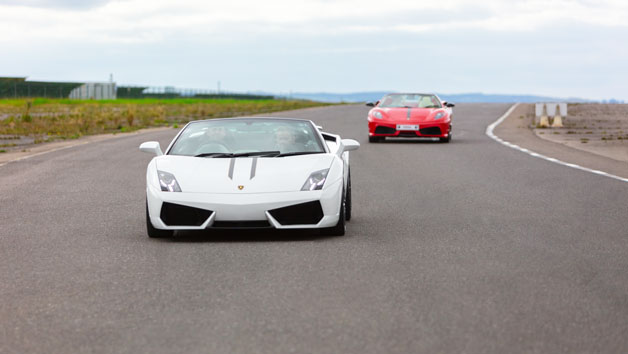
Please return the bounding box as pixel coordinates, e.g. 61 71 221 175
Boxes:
545 103 561 128
536 103 549 128
551 102 565 128
535 103 543 125
533 103 545 127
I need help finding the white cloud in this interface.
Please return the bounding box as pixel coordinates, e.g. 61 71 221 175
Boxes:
1 0 627 44
0 0 626 99
0 0 111 10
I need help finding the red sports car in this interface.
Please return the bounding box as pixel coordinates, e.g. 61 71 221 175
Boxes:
366 93 454 143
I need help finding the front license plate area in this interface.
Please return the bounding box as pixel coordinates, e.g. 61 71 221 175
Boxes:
396 124 419 131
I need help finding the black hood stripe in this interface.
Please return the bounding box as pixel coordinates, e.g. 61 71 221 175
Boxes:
250 157 258 180
228 158 235 180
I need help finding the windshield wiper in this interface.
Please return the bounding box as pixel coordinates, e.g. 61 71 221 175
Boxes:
275 151 324 157
195 151 322 158
194 152 233 158
195 151 281 158
232 151 280 157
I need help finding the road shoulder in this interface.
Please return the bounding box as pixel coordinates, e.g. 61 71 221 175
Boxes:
493 103 628 179
0 127 173 166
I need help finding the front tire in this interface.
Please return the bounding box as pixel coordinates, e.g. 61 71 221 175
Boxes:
321 193 346 236
345 171 352 221
146 202 173 238
369 136 382 143
440 125 452 143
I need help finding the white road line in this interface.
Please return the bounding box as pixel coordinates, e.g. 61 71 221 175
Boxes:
486 103 628 183
0 127 172 168
0 141 92 168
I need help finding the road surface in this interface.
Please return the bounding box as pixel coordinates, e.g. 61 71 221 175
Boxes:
1 104 626 353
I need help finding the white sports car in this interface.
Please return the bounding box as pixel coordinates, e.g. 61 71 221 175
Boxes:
140 117 359 238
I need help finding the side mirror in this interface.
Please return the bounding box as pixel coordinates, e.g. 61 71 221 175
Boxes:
365 102 375 107
139 141 163 156
340 139 360 153
446 102 455 108
316 125 323 131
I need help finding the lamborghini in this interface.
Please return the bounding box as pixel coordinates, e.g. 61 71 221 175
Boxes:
140 117 359 238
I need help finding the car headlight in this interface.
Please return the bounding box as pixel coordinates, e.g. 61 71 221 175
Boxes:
158 170 182 192
434 112 446 120
301 169 329 191
372 111 383 119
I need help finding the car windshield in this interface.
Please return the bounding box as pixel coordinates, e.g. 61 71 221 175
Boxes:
168 118 326 157
378 94 442 109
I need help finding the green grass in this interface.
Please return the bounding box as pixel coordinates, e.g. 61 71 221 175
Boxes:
0 97 331 143
1 97 297 106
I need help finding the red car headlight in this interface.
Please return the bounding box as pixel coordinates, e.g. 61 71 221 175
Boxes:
371 111 383 119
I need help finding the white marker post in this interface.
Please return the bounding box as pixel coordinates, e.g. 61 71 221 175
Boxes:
558 103 567 116
535 103 544 126
537 103 549 128
547 102 563 128
553 102 567 128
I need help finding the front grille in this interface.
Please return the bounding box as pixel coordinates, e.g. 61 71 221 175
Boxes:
374 126 396 134
268 201 324 225
398 131 418 137
160 202 213 226
212 220 271 228
419 127 442 135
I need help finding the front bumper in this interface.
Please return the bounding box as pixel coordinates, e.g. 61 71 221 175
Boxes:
146 179 342 230
368 120 451 138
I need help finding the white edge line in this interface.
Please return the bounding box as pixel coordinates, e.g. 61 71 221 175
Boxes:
486 103 628 183
0 141 92 168
0 127 172 168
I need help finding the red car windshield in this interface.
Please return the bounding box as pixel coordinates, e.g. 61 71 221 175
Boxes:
379 94 441 109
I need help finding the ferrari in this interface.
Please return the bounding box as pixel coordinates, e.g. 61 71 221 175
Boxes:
366 93 454 143
140 117 359 238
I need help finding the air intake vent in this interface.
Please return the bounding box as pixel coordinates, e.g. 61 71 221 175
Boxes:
268 201 324 225
212 221 271 228
374 126 396 134
419 127 442 135
398 132 418 137
160 202 213 226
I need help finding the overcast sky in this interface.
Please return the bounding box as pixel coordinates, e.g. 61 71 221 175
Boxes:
1 0 627 99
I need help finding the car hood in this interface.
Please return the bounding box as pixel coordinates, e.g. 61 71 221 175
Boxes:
154 154 335 193
375 107 446 122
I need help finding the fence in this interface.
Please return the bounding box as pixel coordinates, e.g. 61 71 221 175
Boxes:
1 78 275 100
117 86 274 100
0 78 82 99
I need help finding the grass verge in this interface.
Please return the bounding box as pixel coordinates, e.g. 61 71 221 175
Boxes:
0 98 331 143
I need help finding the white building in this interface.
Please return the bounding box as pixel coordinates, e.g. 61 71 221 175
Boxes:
68 82 116 100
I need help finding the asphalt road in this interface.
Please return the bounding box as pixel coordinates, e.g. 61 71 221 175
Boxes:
1 104 627 353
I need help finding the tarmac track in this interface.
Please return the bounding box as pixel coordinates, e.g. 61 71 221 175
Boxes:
1 104 627 353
